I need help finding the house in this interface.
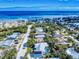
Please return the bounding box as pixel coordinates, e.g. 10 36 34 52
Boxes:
31 42 49 58
66 48 79 59
49 58 60 59
36 27 43 33
35 27 45 34
35 34 45 38
31 51 42 58
34 42 48 52
35 34 45 42
56 41 72 46
2 40 14 47
7 32 20 39
35 27 45 42
36 27 46 35
0 32 20 47
40 57 60 59
53 33 63 38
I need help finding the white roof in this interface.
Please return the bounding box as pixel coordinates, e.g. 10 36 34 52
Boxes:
35 35 45 38
36 27 43 33
36 27 43 31
49 58 60 59
7 33 19 39
2 40 13 46
40 58 60 59
34 42 48 52
66 48 79 59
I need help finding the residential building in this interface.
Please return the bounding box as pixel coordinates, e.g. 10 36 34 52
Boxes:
31 42 49 58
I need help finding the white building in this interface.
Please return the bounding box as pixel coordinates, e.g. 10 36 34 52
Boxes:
34 42 48 54
36 27 44 34
66 48 79 59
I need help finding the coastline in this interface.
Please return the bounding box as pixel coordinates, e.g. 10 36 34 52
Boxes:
0 15 79 21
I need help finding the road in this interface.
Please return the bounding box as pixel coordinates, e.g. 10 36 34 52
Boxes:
16 25 32 59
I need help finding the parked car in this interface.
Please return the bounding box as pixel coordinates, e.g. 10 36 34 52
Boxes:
23 43 27 49
15 40 18 44
20 56 24 59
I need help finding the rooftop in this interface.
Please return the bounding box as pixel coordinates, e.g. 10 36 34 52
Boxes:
7 33 19 39
66 48 79 59
0 32 20 47
36 27 43 32
35 34 45 38
31 51 42 58
53 33 63 38
2 40 13 47
34 42 48 52
48 58 60 59
31 42 49 58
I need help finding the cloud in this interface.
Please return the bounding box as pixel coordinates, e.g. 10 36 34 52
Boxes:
59 0 69 1
0 6 79 11
0 0 79 11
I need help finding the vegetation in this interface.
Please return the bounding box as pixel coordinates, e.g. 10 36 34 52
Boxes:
24 53 28 59
34 21 74 58
0 47 5 50
75 35 79 41
24 25 36 58
0 24 27 41
2 48 17 59
15 19 77 59
27 47 32 53
75 46 79 53
67 37 76 46
27 39 36 48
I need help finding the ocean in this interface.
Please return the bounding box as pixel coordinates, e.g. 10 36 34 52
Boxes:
0 11 79 21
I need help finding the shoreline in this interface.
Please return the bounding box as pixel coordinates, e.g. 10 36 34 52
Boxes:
0 15 79 21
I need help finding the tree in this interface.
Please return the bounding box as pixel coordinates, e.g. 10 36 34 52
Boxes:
2 48 17 59
76 35 79 41
66 55 73 59
27 47 32 53
27 39 36 48
75 46 79 53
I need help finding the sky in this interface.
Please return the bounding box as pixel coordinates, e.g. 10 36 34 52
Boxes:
0 0 79 11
